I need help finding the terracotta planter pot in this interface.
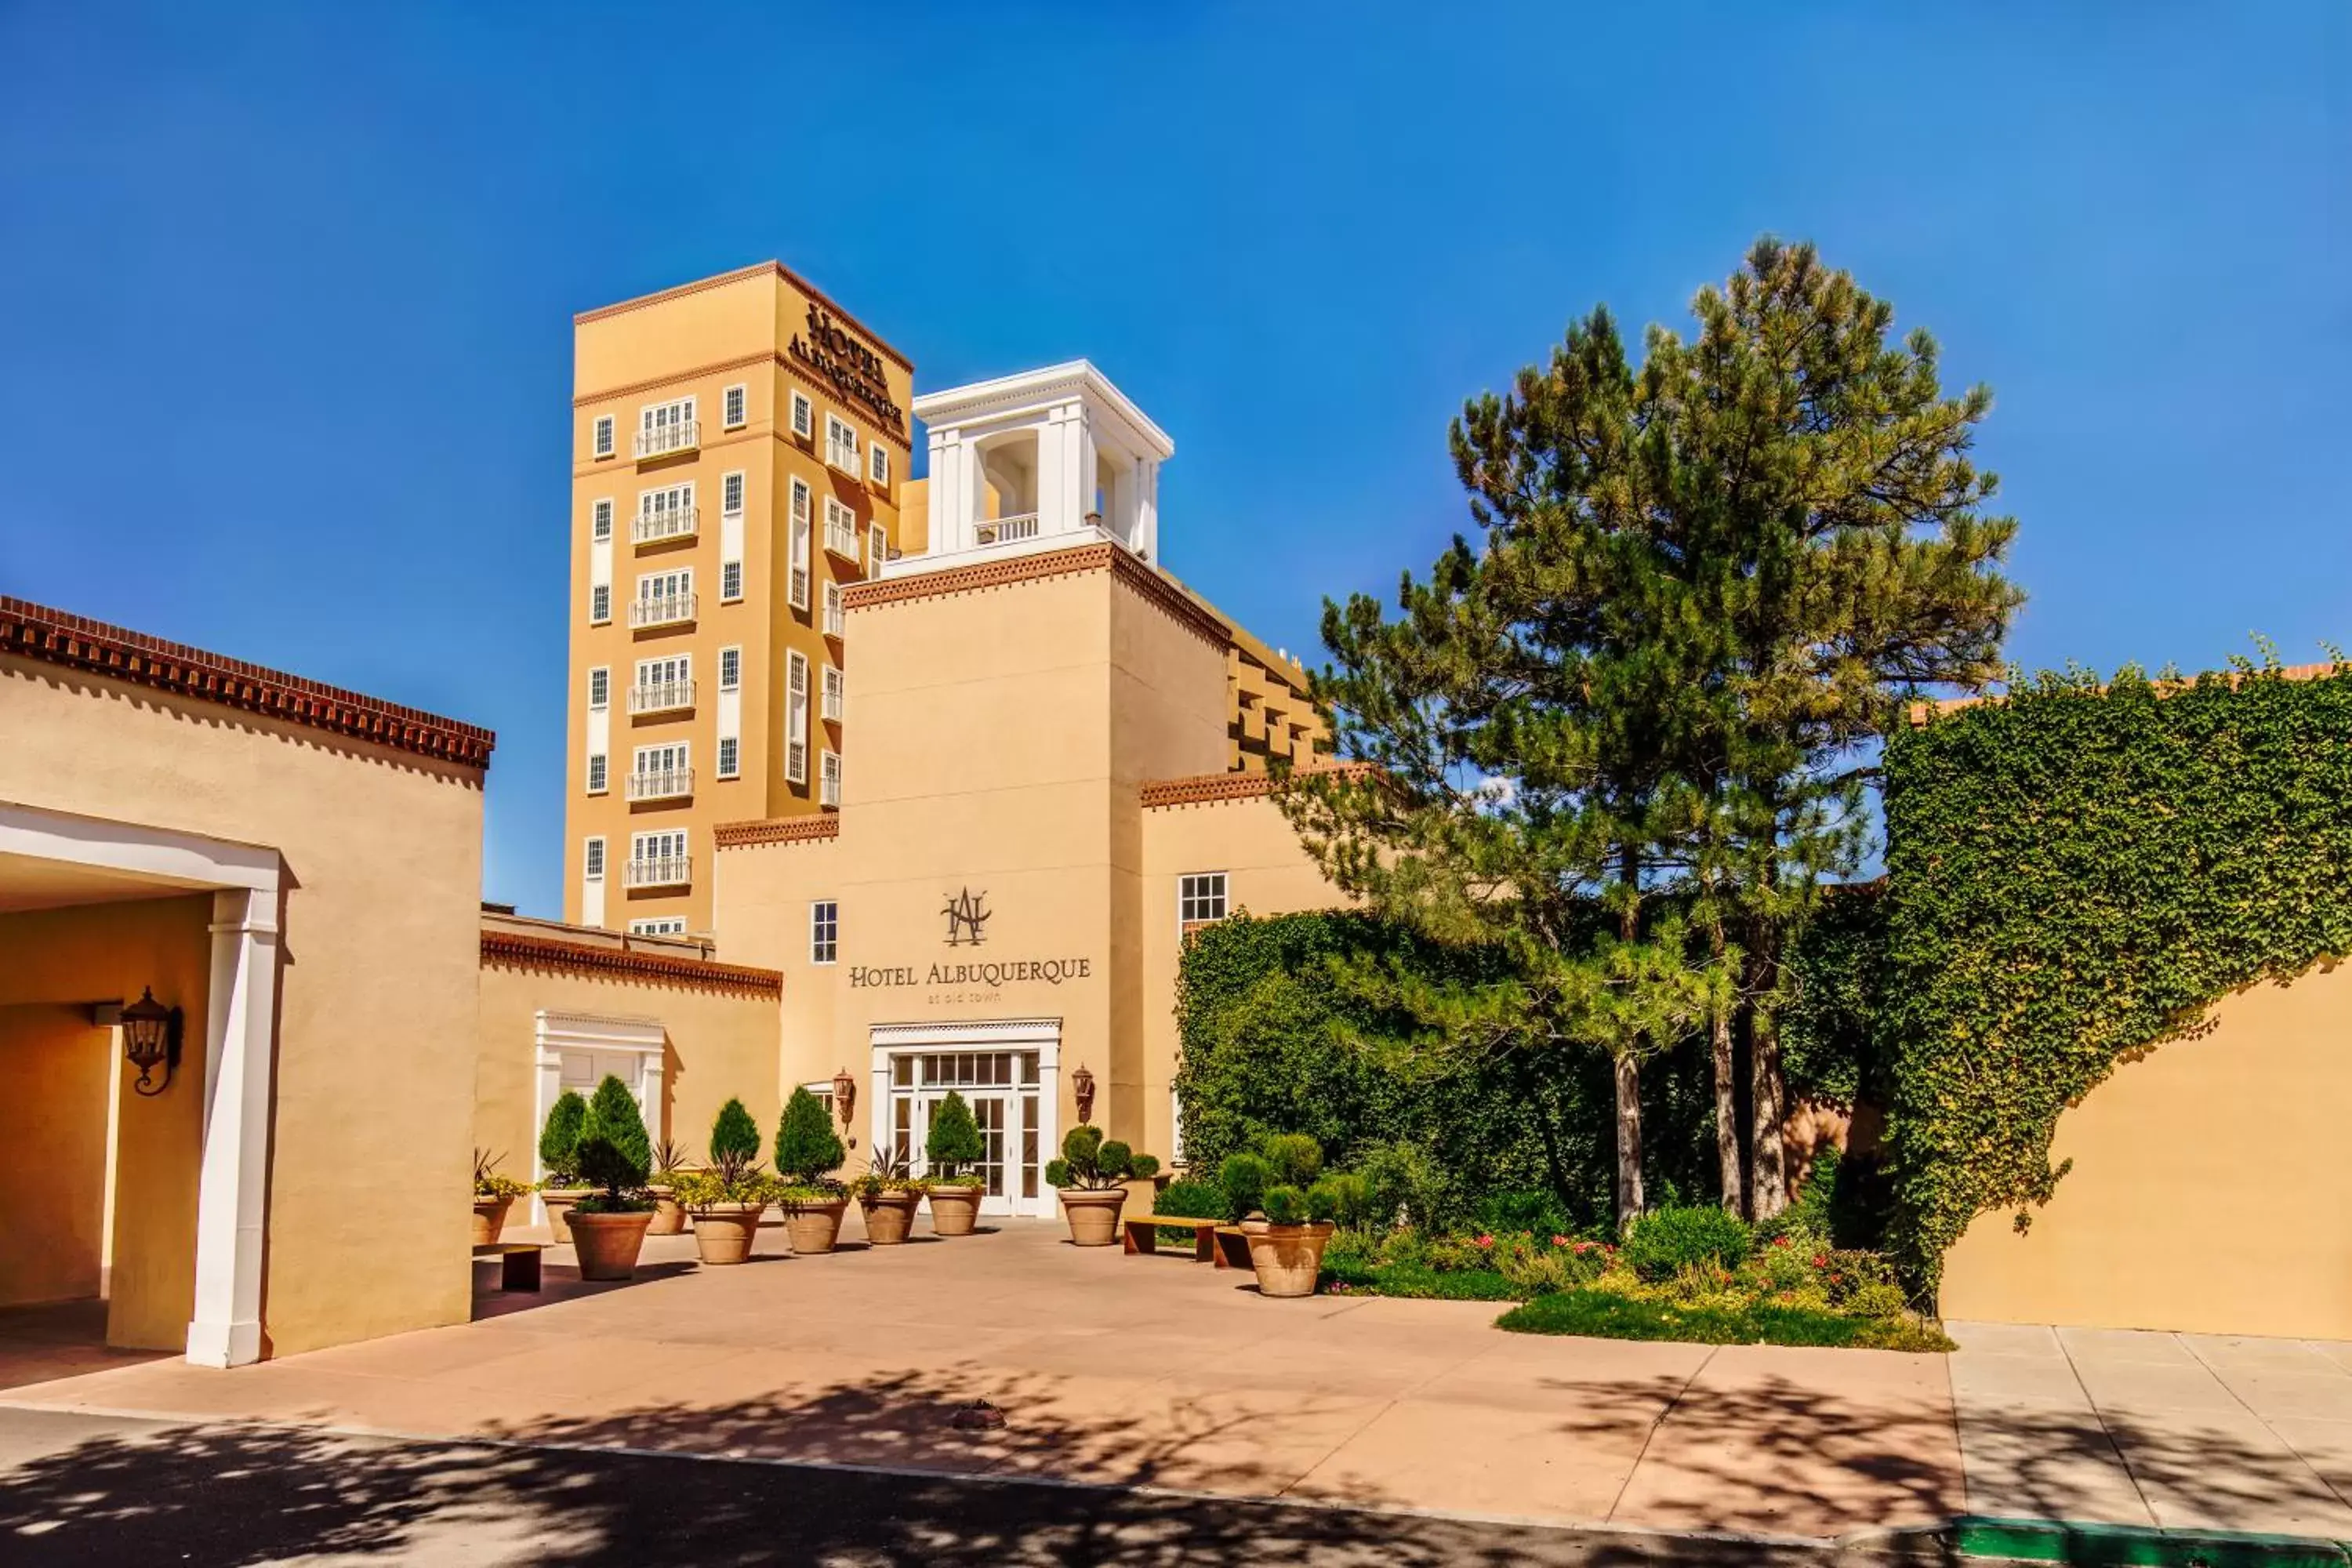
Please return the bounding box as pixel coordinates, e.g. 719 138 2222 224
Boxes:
782 1196 850 1254
927 1185 985 1237
646 1185 685 1236
688 1202 765 1265
860 1189 922 1245
568 1209 655 1281
1241 1219 1335 1298
540 1187 590 1243
1058 1187 1127 1247
470 1196 513 1247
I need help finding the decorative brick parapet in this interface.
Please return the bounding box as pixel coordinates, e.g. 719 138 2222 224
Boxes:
1139 763 1370 809
713 815 842 848
843 544 1229 650
0 596 495 770
480 929 781 997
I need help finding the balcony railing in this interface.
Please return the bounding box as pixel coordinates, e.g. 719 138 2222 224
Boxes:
629 680 695 715
975 512 1041 547
632 506 699 545
636 420 699 459
822 597 844 637
630 593 696 629
626 854 691 888
822 517 862 561
627 768 694 802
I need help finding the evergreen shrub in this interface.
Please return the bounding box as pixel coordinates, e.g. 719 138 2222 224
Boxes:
537 1090 587 1185
774 1087 845 1192
924 1091 987 1187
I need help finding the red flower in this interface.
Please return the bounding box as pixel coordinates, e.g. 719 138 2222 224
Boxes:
1812 1255 1828 1269
1552 1234 1573 1247
1475 1234 1496 1249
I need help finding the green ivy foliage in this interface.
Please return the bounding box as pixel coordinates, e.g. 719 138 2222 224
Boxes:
1882 664 2352 1289
1778 884 1890 1107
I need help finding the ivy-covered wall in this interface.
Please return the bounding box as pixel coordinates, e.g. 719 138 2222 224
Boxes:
1882 664 2352 1289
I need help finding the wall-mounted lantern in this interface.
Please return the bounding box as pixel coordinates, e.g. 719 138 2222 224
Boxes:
1072 1062 1096 1126
119 987 183 1098
832 1065 857 1130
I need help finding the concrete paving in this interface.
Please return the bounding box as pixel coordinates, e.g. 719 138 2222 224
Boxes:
0 1217 2344 1544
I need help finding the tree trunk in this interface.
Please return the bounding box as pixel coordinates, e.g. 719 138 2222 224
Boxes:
1712 1000 1742 1215
1749 985 1789 1222
1613 1052 1644 1230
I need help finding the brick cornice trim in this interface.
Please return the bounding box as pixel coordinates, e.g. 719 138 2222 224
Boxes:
714 815 841 848
844 545 1228 650
1140 764 1372 809
1 597 495 770
480 930 782 997
573 260 913 372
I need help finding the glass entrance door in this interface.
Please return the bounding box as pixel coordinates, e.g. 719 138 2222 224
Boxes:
887 1049 1046 1217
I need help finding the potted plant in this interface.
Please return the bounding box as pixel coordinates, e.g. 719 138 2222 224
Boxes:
672 1098 774 1265
535 1089 590 1243
774 1087 850 1254
1221 1132 1341 1298
923 1089 988 1237
472 1148 529 1245
1047 1125 1160 1247
856 1145 927 1245
647 1136 689 1235
566 1075 657 1281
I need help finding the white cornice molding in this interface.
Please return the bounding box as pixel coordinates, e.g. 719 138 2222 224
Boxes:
913 361 1174 459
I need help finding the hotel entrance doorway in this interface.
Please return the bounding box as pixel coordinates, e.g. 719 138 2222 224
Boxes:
870 1019 1061 1219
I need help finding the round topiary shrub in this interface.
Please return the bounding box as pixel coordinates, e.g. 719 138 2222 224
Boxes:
1621 1204 1753 1283
925 1090 986 1185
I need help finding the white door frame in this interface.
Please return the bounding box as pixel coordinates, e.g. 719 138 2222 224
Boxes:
869 1018 1061 1218
0 800 283 1369
532 1011 665 1224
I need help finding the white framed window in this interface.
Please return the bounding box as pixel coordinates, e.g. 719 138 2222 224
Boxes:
717 736 740 779
826 415 858 473
823 495 858 559
590 584 612 624
586 753 608 794
630 741 691 801
592 416 614 459
791 390 814 439
821 664 844 724
583 837 606 879
637 397 697 458
810 900 838 964
719 645 742 691
822 580 844 638
819 749 841 808
632 653 691 712
588 666 610 710
789 479 812 610
868 521 887 572
722 470 745 515
630 917 688 937
1179 872 1229 934
786 650 809 784
634 481 696 543
722 383 746 430
633 568 693 626
591 499 613 542
869 443 890 488
629 829 690 887
721 561 743 602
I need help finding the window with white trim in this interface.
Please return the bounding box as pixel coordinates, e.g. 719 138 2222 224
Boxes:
819 748 841 808
791 390 814 439
590 584 611 623
821 664 844 724
719 645 742 691
587 753 608 794
869 442 890 488
824 495 856 558
633 653 691 709
588 666 609 710
638 397 696 457
584 837 606 879
721 561 742 602
591 499 613 542
592 416 614 459
868 521 887 572
789 479 811 610
630 829 688 880
810 900 838 964
637 481 695 542
630 916 688 937
1179 872 1229 934
717 736 739 779
633 739 689 783
722 383 746 430
822 580 844 637
785 650 809 784
826 415 858 473
722 471 744 515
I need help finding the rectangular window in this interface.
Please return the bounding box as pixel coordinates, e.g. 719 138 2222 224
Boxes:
583 837 605 879
637 397 697 458
592 416 614 459
632 653 691 711
820 749 841 808
868 521 887 572
587 666 609 710
630 829 689 885
823 495 858 558
720 560 742 602
719 645 742 691
826 415 858 473
590 583 611 623
869 443 889 488
633 740 689 780
786 650 809 784
591 499 613 542
810 900 838 964
722 383 746 429
717 736 739 779
822 664 844 724
822 581 844 637
586 753 608 794
1178 872 1229 934
791 391 814 439
630 917 687 936
635 482 695 543
789 479 811 610
722 470 744 515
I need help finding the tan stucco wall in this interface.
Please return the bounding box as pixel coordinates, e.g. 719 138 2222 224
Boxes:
1940 960 2352 1338
0 896 212 1346
0 655 485 1358
474 954 781 1175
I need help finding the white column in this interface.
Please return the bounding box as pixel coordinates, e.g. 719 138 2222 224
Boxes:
186 886 281 1369
1134 458 1159 561
869 1044 891 1169
1076 412 1099 528
529 1024 564 1225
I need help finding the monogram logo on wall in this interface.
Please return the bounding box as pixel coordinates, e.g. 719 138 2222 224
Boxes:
942 887 991 948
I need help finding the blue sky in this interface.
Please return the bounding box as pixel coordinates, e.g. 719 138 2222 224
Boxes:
2 3 2343 915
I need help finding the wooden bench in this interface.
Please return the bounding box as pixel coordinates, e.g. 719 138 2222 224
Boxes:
473 1242 545 1291
1122 1216 1248 1268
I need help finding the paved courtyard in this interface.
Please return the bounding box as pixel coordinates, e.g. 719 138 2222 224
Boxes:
2 1216 2348 1546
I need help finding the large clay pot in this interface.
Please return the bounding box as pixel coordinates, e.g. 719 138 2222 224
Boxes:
927 1184 984 1237
646 1185 685 1236
540 1187 590 1243
471 1196 513 1247
1058 1188 1127 1247
569 1209 655 1281
1242 1219 1335 1298
861 1189 922 1245
782 1196 850 1254
688 1202 765 1265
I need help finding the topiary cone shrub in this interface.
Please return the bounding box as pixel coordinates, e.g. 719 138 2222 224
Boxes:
774 1087 849 1254
924 1090 989 1237
535 1088 590 1242
1046 1125 1161 1247
672 1096 776 1265
568 1076 656 1281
